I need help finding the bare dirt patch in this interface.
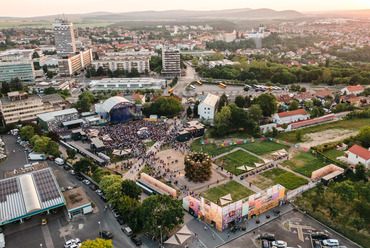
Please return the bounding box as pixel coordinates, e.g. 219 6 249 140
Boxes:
297 129 358 148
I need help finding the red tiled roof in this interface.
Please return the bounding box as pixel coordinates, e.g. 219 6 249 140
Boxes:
348 144 370 160
277 109 308 118
295 92 313 99
314 89 333 97
346 85 364 92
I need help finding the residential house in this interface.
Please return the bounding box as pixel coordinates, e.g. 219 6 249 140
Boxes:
198 93 220 121
347 144 370 169
294 92 314 103
276 94 293 105
273 109 310 125
340 85 364 96
314 89 333 99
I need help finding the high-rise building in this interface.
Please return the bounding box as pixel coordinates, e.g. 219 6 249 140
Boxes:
161 48 181 76
53 19 76 55
0 61 35 82
58 49 93 77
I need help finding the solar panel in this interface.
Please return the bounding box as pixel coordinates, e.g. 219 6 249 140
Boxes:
0 178 19 202
33 170 61 202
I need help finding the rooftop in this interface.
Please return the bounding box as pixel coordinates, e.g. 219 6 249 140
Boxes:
37 108 78 122
201 93 219 107
345 85 364 92
63 187 91 211
277 109 308 118
348 144 370 160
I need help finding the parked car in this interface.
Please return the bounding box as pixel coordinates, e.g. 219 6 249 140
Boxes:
95 189 103 196
312 232 329 240
41 218 47 226
63 165 70 171
271 240 287 248
55 158 64 165
322 239 339 246
75 175 84 181
100 195 108 202
89 184 97 191
130 235 142 246
116 217 124 225
122 226 133 236
69 170 76 175
313 240 322 248
99 230 113 239
82 180 90 185
64 238 81 248
261 233 275 241
112 209 120 218
261 240 270 248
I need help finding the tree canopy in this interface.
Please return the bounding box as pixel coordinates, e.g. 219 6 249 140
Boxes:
80 238 113 248
142 97 182 117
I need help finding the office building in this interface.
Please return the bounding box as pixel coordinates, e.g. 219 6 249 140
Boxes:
0 61 35 82
53 19 76 55
0 92 65 125
0 49 34 62
161 48 180 76
90 78 166 91
58 49 93 77
92 52 151 73
37 108 78 131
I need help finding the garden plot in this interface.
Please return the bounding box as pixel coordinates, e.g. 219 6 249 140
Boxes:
215 150 264 175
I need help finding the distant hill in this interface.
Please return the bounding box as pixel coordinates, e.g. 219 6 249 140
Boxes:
305 9 370 18
0 8 305 21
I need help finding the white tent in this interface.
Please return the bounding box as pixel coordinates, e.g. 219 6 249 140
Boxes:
278 149 287 154
221 193 232 201
176 234 191 244
272 152 280 156
262 158 271 164
112 149 121 156
177 225 192 235
246 166 254 171
220 198 231 205
254 163 264 167
236 166 246 171
164 235 180 245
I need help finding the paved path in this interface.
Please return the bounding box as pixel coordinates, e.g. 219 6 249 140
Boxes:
276 163 311 181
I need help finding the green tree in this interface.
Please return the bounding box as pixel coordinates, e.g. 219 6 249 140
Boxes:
256 93 277 116
32 51 40 59
67 148 77 160
79 96 93 112
34 137 51 153
335 181 356 201
217 94 229 112
43 87 57 95
45 140 61 157
295 129 304 141
139 194 184 238
348 218 365 232
186 106 192 117
234 95 245 108
116 195 140 224
288 100 299 111
29 134 41 146
355 126 370 148
213 106 232 136
304 100 313 109
46 131 60 142
1 82 11 94
10 78 23 91
191 57 199 66
42 64 48 73
20 126 35 141
80 238 113 248
193 101 200 117
248 104 262 123
73 158 97 174
355 164 367 181
121 180 142 200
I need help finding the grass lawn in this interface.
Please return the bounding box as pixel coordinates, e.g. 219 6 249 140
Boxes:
256 168 308 190
145 140 156 148
190 139 236 156
282 152 328 178
200 181 255 204
322 149 345 160
216 150 263 175
277 118 370 143
109 154 133 163
239 141 290 156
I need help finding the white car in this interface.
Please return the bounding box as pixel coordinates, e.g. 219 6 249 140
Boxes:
64 238 81 248
67 186 74 190
322 239 339 246
82 180 91 185
271 240 287 248
95 189 103 196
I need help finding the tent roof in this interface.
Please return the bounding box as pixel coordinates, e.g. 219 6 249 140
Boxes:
236 166 246 171
177 225 192 235
164 235 180 245
176 234 191 244
254 163 264 167
221 193 232 201
220 198 231 205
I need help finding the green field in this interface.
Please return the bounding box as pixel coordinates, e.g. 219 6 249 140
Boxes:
190 139 236 156
238 141 290 156
216 150 263 175
254 168 308 190
277 118 370 143
200 181 255 205
322 149 346 160
282 152 328 178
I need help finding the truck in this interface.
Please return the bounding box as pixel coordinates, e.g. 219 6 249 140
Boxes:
0 233 5 248
28 153 46 161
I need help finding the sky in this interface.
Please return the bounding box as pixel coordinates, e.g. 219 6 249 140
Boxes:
1 0 370 17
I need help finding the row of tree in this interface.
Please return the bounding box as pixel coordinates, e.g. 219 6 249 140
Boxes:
85 67 146 78
142 96 183 117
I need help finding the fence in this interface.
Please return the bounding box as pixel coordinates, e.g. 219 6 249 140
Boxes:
286 182 317 200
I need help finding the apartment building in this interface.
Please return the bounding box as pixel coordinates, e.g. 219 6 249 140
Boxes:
53 19 76 55
162 47 181 76
90 78 166 91
0 61 35 82
58 49 93 77
92 52 151 73
0 92 65 125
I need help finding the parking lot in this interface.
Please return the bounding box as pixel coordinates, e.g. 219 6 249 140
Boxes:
0 134 138 248
220 209 360 248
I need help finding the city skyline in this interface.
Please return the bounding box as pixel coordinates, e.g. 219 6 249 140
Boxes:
1 0 369 17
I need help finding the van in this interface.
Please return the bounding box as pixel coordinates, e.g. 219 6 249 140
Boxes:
190 85 196 90
122 227 133 236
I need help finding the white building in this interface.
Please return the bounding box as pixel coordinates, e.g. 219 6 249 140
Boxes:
63 187 92 219
90 78 166 91
273 109 310 125
162 47 181 76
198 93 219 121
347 144 370 169
53 19 76 55
340 85 365 96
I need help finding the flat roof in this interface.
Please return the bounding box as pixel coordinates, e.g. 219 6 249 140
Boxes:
0 167 65 225
68 141 105 164
37 108 78 122
63 187 91 211
91 137 105 148
63 119 85 126
322 170 344 181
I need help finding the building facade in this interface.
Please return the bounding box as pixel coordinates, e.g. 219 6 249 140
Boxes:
53 19 76 55
37 108 79 131
273 109 310 125
58 49 93 77
347 144 370 169
198 93 219 121
90 78 166 91
162 48 181 76
0 92 65 125
92 52 151 73
0 61 35 82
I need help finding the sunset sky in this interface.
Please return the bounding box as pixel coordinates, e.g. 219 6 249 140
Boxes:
1 0 369 17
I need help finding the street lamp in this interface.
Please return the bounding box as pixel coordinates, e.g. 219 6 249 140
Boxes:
98 221 101 236
158 225 163 248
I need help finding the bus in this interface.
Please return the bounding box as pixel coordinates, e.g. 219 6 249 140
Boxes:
196 81 203 86
168 88 174 94
219 83 227 89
